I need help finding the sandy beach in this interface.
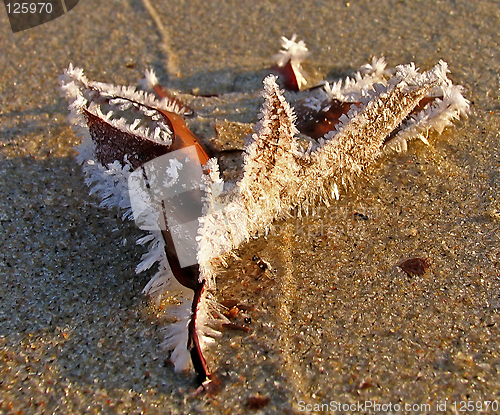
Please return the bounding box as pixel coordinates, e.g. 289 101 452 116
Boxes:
1 0 499 413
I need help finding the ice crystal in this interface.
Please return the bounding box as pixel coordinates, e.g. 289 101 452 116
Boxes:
272 34 310 90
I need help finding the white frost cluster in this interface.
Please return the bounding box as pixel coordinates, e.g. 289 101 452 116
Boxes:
383 61 470 153
60 65 133 218
195 61 469 283
60 64 222 374
138 68 159 92
322 59 469 153
273 34 310 90
324 56 393 102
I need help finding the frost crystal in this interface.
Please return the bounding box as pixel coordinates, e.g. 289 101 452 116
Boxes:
273 34 310 90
